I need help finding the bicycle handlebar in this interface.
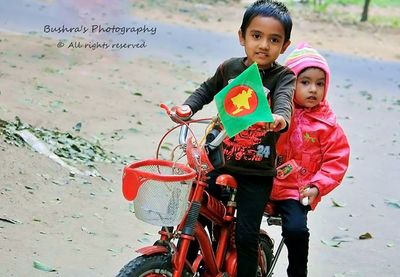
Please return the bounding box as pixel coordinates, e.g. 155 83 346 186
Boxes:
160 103 173 116
160 103 227 148
179 125 189 145
207 129 227 150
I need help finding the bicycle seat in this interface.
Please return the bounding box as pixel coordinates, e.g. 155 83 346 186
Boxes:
264 202 282 226
264 201 278 216
215 174 237 189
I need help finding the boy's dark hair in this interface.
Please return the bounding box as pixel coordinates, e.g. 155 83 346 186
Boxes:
240 0 292 42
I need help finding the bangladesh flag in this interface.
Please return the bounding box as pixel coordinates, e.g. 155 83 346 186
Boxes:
214 62 273 138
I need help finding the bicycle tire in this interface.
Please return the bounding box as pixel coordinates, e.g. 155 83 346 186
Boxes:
116 254 193 277
258 234 274 276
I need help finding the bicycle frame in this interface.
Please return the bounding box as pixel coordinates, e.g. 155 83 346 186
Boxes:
167 173 238 276
143 173 285 277
172 179 209 276
122 105 286 277
126 115 238 276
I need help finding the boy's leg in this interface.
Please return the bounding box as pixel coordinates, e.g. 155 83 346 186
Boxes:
235 175 272 277
276 199 309 277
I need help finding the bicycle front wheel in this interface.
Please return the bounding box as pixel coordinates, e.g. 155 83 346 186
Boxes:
117 254 193 277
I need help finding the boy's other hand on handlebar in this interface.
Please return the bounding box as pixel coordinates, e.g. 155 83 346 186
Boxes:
254 114 287 132
170 105 193 123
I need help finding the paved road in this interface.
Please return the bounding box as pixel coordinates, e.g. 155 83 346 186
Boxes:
2 1 400 276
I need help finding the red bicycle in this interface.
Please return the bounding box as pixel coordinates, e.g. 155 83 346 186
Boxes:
117 104 284 277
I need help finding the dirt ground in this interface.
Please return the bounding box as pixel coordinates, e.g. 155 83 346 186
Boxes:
0 0 399 276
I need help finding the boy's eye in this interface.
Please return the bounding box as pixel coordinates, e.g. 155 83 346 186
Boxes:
252 33 261 39
270 37 280 44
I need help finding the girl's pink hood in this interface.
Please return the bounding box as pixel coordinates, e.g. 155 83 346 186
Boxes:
283 43 335 154
284 42 330 103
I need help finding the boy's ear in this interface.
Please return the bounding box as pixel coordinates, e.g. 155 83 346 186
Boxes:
281 40 291 54
238 30 245 46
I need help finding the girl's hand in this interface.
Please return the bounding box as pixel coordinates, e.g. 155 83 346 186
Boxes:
300 185 319 206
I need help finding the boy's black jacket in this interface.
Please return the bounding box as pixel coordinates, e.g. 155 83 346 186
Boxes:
184 57 295 176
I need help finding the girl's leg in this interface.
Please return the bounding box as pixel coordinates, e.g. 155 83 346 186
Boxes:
235 175 272 277
276 199 309 277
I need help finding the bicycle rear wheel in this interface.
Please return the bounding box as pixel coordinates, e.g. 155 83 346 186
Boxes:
258 234 274 277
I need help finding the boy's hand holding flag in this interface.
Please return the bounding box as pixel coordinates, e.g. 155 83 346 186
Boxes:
214 63 273 137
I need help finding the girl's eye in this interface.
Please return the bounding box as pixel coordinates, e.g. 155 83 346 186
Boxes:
301 80 309 85
252 33 261 39
317 81 325 87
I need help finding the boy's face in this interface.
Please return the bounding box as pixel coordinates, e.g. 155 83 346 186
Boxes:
239 15 290 70
294 68 326 108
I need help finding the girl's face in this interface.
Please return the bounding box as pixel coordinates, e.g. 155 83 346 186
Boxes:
294 68 326 108
239 15 290 70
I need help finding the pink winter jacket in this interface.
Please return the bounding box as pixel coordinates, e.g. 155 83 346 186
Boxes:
270 102 350 209
271 42 350 209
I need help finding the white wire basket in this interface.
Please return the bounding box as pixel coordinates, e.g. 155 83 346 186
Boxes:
122 159 197 226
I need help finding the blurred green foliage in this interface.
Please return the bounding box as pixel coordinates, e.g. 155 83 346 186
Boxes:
289 0 400 27
335 0 400 7
368 15 400 27
296 0 400 7
183 0 240 3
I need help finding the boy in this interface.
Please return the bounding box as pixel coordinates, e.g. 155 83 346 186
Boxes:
172 1 294 276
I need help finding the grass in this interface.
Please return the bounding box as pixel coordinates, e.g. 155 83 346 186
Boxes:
368 15 400 28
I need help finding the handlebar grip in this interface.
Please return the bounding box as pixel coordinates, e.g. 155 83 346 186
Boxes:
174 106 192 119
171 105 192 121
160 103 172 115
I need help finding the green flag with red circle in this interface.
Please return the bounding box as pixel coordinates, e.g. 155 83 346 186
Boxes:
214 62 273 137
